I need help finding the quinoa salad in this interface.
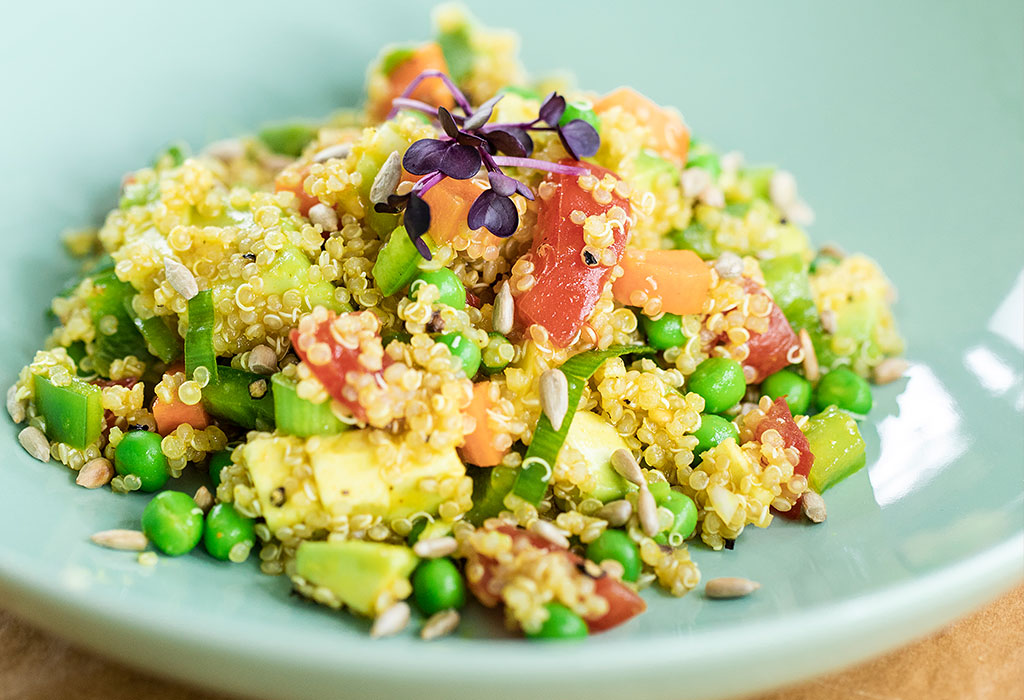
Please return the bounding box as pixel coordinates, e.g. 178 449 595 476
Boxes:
7 7 905 640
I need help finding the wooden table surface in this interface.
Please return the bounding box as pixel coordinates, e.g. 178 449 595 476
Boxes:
2 585 1022 699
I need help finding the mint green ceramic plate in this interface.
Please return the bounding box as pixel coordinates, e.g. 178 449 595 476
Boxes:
1 2 1021 699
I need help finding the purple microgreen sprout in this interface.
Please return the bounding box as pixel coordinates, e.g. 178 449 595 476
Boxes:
380 71 601 259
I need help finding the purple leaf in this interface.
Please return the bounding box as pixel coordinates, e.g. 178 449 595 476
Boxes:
514 179 535 201
487 170 518 197
455 131 489 149
404 139 449 175
404 194 432 260
484 127 534 158
437 107 460 138
467 189 519 237
558 119 600 159
539 92 566 126
463 94 503 130
437 143 482 179
373 192 410 214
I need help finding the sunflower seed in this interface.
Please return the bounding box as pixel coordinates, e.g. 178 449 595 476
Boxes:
539 369 569 432
247 344 278 375
599 559 626 579
705 577 761 599
6 384 25 423
873 357 909 385
370 150 402 205
786 199 815 226
18 426 50 462
714 251 743 279
529 519 570 549
819 243 846 260
312 142 352 163
637 485 660 537
819 309 837 334
413 536 458 559
801 491 827 523
193 486 214 514
76 458 114 489
610 449 645 487
164 258 198 300
799 329 819 382
91 529 148 552
769 170 798 209
308 203 339 233
595 499 633 528
370 601 410 638
697 185 725 208
421 609 460 640
204 138 244 162
681 167 712 198
492 281 514 335
720 151 744 174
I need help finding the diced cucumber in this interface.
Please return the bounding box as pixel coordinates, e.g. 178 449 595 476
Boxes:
670 222 718 260
86 271 154 377
466 465 518 526
633 149 680 192
805 406 867 492
261 246 349 313
271 374 348 438
202 366 274 431
760 254 820 332
257 122 317 158
33 374 103 449
123 298 181 364
294 540 418 617
373 226 435 296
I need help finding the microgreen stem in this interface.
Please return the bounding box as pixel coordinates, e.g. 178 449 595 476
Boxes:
388 97 442 120
412 171 445 197
396 70 473 115
492 157 588 176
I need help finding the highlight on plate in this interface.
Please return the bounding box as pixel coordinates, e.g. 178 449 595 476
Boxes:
6 6 906 640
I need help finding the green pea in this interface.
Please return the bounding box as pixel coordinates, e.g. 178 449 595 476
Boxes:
687 357 746 414
761 369 813 415
481 332 514 374
640 312 686 350
648 482 699 543
525 603 588 640
412 557 466 615
208 449 233 488
558 100 601 132
815 367 873 414
585 530 641 582
114 430 169 492
141 491 204 556
437 332 481 378
693 413 739 455
203 503 255 562
409 268 466 308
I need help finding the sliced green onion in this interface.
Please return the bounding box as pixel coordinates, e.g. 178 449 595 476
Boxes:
202 366 274 431
466 465 518 526
438 24 473 83
86 271 154 377
185 290 217 382
257 122 317 158
271 373 348 437
373 226 435 296
122 298 181 364
511 345 654 504
33 374 103 449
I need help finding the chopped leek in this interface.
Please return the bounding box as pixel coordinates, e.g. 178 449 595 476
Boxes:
86 271 154 377
373 226 435 296
185 290 217 382
33 374 103 449
202 366 274 431
271 374 348 438
511 345 654 504
123 299 182 364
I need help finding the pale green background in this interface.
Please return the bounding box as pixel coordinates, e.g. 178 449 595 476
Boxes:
0 2 1022 699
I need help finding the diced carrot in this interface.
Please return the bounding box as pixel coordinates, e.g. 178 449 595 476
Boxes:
421 177 505 250
274 165 320 216
153 394 210 436
371 43 455 120
594 87 690 165
460 381 506 467
611 249 711 316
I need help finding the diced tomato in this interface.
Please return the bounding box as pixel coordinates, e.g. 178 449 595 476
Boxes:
289 311 389 423
465 525 646 634
421 177 505 251
742 280 800 383
275 166 320 216
514 161 631 347
756 397 814 520
593 87 690 165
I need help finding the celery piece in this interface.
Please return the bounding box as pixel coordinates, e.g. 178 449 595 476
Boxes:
271 374 348 438
33 374 103 449
760 254 820 332
185 290 218 382
257 122 317 158
805 406 867 492
122 299 181 364
438 23 473 83
202 366 275 431
466 465 518 526
86 271 155 377
511 345 655 504
373 226 436 296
